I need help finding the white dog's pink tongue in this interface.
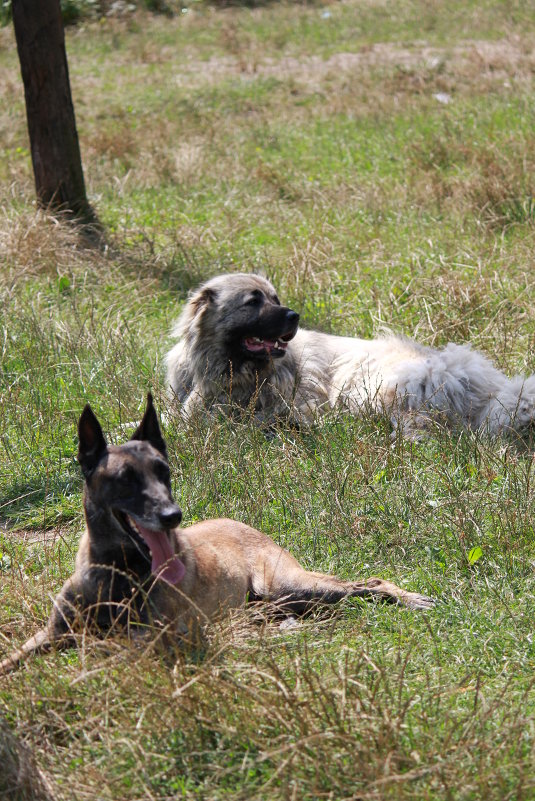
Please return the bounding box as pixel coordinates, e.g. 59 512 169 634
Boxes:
136 523 185 585
245 337 277 352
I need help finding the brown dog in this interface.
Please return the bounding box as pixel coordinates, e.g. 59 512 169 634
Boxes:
0 395 433 673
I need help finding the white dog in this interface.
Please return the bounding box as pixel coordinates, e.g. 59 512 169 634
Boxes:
166 273 535 439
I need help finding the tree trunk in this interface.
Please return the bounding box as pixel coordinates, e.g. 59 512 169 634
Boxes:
11 0 97 226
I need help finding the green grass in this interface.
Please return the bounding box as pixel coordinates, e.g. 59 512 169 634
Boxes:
2 1 535 798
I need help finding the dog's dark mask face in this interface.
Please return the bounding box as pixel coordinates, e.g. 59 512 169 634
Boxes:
220 286 300 365
77 394 185 584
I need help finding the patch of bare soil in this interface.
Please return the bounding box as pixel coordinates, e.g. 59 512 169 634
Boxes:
0 524 71 547
177 36 535 89
263 38 534 78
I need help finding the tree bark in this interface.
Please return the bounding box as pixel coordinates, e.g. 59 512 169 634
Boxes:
11 0 97 225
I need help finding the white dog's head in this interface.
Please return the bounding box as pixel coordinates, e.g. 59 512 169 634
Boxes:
173 273 299 368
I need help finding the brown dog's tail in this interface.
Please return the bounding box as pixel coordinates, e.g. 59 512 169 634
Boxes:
0 628 54 675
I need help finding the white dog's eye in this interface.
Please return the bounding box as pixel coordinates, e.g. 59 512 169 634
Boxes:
245 293 263 306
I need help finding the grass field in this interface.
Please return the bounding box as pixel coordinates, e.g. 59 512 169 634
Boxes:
2 1 535 798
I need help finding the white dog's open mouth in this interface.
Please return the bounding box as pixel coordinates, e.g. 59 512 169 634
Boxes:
243 331 294 356
124 514 185 585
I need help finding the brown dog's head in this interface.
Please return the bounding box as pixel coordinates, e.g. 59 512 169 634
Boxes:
77 394 185 584
179 273 299 368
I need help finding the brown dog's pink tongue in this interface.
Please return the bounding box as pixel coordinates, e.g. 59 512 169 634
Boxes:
135 524 185 585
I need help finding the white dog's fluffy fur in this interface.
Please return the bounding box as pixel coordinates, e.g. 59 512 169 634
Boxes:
166 273 535 439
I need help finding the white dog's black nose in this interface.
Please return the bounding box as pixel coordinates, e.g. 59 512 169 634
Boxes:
286 310 299 325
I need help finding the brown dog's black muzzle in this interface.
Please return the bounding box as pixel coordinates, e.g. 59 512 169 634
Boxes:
158 505 182 530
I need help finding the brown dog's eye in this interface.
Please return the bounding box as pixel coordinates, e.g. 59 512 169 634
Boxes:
118 466 137 484
154 461 171 485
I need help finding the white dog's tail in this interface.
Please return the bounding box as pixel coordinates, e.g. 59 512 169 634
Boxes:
478 373 535 434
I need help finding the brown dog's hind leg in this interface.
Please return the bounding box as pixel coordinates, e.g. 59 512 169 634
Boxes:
267 568 434 614
347 576 435 609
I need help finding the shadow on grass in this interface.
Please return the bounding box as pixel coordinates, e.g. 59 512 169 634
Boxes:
0 472 82 531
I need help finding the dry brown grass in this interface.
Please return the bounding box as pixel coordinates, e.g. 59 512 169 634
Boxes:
3 619 535 801
2 3 535 799
409 134 535 230
0 716 56 801
0 203 94 284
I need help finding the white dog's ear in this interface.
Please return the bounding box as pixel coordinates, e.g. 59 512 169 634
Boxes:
172 285 217 341
189 286 216 317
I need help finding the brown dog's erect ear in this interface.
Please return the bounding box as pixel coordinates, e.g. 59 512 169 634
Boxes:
130 392 168 459
78 404 107 478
